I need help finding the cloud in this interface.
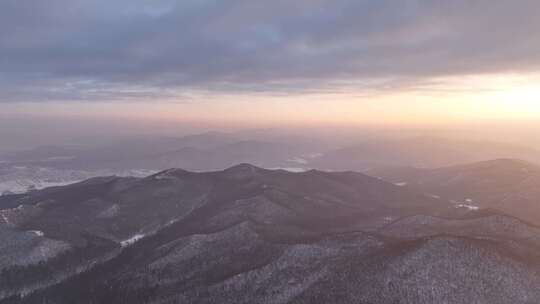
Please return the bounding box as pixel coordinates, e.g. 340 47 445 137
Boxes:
1 0 540 102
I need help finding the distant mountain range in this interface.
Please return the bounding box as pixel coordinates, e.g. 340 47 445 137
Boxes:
313 137 540 170
1 164 540 303
2 133 540 197
1 132 320 172
4 133 540 172
0 132 322 195
369 158 540 225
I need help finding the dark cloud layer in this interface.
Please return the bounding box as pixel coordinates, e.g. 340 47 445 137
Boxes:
1 0 540 102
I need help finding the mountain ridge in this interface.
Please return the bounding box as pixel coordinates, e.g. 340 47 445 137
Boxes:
369 158 540 225
1 163 540 303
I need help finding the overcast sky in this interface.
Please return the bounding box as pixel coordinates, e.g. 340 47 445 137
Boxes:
2 0 540 100
1 0 540 141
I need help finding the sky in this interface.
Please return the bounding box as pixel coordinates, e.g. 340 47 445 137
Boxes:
1 0 540 143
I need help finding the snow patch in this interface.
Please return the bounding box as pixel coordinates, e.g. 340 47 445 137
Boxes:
394 182 408 186
29 230 44 237
1 212 11 225
121 234 145 247
456 203 480 211
450 199 480 211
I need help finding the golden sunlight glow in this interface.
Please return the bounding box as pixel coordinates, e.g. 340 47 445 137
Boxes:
5 73 540 128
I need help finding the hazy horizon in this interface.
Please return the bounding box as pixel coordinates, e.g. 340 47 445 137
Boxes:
2 0 540 152
1 112 540 153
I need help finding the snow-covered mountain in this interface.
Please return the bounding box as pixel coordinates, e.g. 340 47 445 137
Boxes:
1 165 540 303
369 159 540 224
